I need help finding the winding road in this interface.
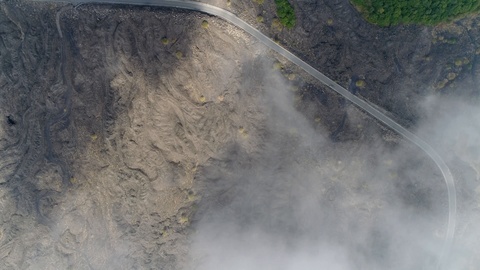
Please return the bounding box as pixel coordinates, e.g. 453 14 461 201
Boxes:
36 0 457 268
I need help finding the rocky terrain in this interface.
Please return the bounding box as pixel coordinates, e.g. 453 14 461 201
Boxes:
0 0 479 269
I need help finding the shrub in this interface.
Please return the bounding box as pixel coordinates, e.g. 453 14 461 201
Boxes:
178 214 189 224
355 79 366 88
201 20 209 29
436 79 449 89
161 37 169 45
175 51 183 59
271 18 283 30
238 126 248 137
274 0 296 28
447 72 457 80
350 0 480 26
273 61 283 70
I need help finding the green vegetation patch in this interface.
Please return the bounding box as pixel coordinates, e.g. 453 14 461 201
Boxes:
274 0 296 28
201 20 209 29
350 0 480 26
355 79 366 88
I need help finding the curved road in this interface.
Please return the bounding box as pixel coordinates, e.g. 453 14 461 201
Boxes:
37 0 456 267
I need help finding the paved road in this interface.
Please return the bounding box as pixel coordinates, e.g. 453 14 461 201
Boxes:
36 0 457 267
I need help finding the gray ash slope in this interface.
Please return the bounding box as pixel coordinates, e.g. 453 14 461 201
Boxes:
223 0 480 126
0 0 478 269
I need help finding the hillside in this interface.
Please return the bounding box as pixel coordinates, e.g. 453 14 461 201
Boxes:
0 0 479 269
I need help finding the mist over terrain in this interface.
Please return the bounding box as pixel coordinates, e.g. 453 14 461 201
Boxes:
417 96 480 269
0 0 479 270
188 56 480 270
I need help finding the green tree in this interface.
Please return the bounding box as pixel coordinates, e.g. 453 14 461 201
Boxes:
274 0 296 28
350 0 480 26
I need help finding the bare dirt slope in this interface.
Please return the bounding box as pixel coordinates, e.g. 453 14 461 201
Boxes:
0 2 270 268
